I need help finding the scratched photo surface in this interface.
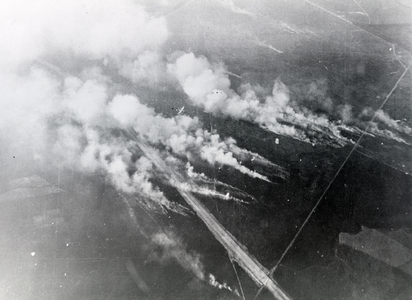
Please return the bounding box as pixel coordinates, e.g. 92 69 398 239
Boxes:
0 1 411 299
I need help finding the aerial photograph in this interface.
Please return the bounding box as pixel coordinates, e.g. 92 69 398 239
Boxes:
0 0 411 299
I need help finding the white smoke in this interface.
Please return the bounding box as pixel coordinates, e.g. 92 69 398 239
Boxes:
185 163 256 202
0 62 270 218
220 0 255 17
108 94 272 182
374 109 412 135
252 39 284 54
228 145 289 180
150 230 205 280
168 52 412 147
0 0 169 161
0 0 168 70
168 53 351 146
118 50 169 86
352 107 412 144
0 0 186 216
208 273 239 296
178 182 247 203
337 104 354 124
76 127 189 215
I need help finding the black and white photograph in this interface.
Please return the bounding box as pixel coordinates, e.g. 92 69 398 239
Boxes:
0 0 411 299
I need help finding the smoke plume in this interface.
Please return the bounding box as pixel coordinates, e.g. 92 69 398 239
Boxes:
150 230 205 280
168 52 412 147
